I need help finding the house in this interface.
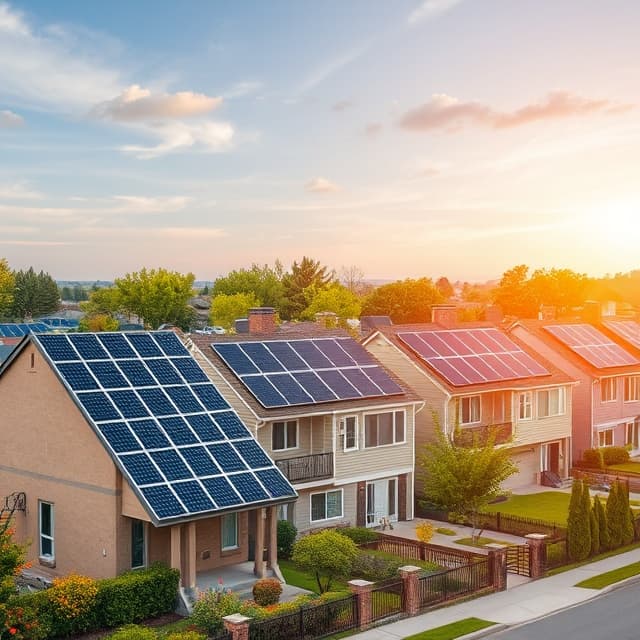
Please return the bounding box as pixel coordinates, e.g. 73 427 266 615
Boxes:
510 314 640 462
0 331 296 597
188 308 422 534
362 305 575 496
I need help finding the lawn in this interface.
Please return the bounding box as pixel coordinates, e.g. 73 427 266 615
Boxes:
402 617 496 639
279 559 349 593
454 537 513 548
484 491 569 524
575 561 640 589
607 462 640 475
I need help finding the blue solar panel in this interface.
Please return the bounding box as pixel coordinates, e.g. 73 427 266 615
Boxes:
98 421 141 453
57 362 99 391
241 343 285 372
154 331 189 356
119 452 163 485
241 376 285 408
207 442 247 472
230 472 270 502
146 359 182 385
235 440 273 468
267 373 314 405
291 340 333 368
165 385 203 413
257 468 297 499
266 341 309 370
185 414 225 442
127 418 170 449
128 333 163 357
180 446 221 476
317 369 360 399
68 334 109 360
212 412 251 439
97 334 136 358
88 361 128 388
140 485 186 518
137 387 177 416
201 476 242 507
365 366 403 395
172 480 215 512
109 390 150 419
171 357 209 383
78 391 120 421
291 371 336 402
212 343 259 375
159 416 198 445
118 360 156 387
191 384 229 411
338 338 377 365
314 339 356 367
150 449 193 481
341 368 383 397
38 334 78 361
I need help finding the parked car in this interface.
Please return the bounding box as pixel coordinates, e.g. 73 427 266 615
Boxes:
194 326 226 335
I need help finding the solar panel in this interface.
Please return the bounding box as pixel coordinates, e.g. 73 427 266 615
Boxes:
397 328 550 386
257 468 298 499
34 331 296 524
603 320 640 351
545 324 640 369
212 337 403 408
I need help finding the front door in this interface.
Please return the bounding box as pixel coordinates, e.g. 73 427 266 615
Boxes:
366 478 398 527
548 442 560 475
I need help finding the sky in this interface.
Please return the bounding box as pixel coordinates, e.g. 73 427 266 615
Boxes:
1 0 640 283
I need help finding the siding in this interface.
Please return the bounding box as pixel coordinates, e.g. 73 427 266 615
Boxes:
513 386 573 447
294 484 356 534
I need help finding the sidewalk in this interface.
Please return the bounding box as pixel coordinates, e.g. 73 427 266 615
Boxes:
348 547 640 639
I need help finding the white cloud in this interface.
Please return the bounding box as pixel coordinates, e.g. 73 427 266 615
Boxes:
297 45 367 94
112 195 191 213
0 109 23 127
408 0 464 25
222 81 263 99
305 177 341 193
0 181 41 199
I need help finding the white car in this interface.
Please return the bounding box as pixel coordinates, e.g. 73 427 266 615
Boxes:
194 326 226 335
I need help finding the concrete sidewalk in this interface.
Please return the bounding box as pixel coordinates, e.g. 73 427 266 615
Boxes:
349 547 640 639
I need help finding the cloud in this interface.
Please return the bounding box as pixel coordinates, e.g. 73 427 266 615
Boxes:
155 227 228 239
297 45 367 94
365 123 383 137
0 182 41 199
222 81 262 99
399 91 633 132
332 100 352 112
305 177 340 193
0 109 23 127
408 0 464 25
112 195 191 213
94 85 222 121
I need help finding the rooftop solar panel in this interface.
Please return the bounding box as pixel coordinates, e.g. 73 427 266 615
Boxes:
545 324 640 369
212 337 403 408
397 328 550 386
34 331 296 524
603 320 640 351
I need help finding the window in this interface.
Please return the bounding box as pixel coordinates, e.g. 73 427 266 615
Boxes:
598 429 614 447
518 392 532 420
364 411 405 448
624 376 640 402
39 501 54 560
626 421 639 449
459 396 481 424
537 388 566 418
131 520 146 568
310 489 343 522
277 503 294 522
601 378 617 403
341 416 358 451
272 420 297 451
221 513 238 550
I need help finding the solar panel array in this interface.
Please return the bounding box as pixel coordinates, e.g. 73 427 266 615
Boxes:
35 331 296 523
603 320 640 351
212 338 403 408
397 328 549 386
39 318 79 329
545 324 640 369
0 323 50 337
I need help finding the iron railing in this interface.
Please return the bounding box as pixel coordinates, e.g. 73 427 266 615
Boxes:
417 559 491 610
505 544 531 577
276 452 333 483
453 422 512 447
370 578 404 623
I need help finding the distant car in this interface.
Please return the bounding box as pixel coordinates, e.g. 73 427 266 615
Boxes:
194 326 226 335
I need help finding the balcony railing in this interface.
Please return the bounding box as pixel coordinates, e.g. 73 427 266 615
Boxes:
453 422 512 447
276 452 334 483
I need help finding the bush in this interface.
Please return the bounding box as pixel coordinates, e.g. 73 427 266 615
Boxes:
165 632 207 640
435 527 456 536
583 448 604 469
602 446 630 465
252 578 282 606
110 624 158 640
277 520 297 559
1 600 47 640
191 590 260 634
335 527 379 545
352 552 404 582
48 573 99 633
415 521 434 543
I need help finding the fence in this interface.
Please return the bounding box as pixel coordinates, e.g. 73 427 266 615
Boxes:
572 468 640 493
505 544 531 577
211 631 233 640
476 511 566 540
249 594 358 640
417 559 491 610
370 577 404 623
544 538 569 570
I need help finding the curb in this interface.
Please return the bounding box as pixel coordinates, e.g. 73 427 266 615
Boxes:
459 623 508 639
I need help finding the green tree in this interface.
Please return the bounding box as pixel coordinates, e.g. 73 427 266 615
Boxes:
209 292 260 330
492 264 537 318
291 529 358 593
281 257 333 320
78 314 120 332
593 494 609 551
339 265 372 297
0 258 15 317
567 480 590 561
528 268 590 316
435 276 454 299
606 481 623 548
72 284 88 302
590 504 600 557
212 263 284 309
114 267 195 330
0 523 28 609
418 419 517 542
620 481 635 546
60 286 72 301
10 267 59 319
300 282 361 322
361 277 443 324
80 286 123 316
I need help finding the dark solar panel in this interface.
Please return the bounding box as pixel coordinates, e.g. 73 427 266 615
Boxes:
98 421 141 453
230 472 270 502
212 411 251 439
141 485 186 519
314 339 356 367
235 440 272 468
180 446 221 476
57 362 99 391
241 343 285 372
129 418 171 449
191 383 230 411
119 452 163 485
171 357 209 383
207 442 247 472
266 341 308 370
290 340 333 368
172 480 215 512
242 375 285 408
88 361 128 388
317 369 360 399
118 360 156 387
154 331 189 356
185 414 225 441
158 416 198 445
109 390 150 419
267 373 314 405
97 333 136 359
146 359 182 385
78 391 120 421
291 371 336 402
338 338 378 365
128 333 163 357
150 449 193 481
201 476 242 507
364 366 403 394
604 320 640 350
69 334 109 360
137 387 177 416
341 368 383 397
165 385 204 413
256 468 297 499
38 334 78 361
213 343 259 375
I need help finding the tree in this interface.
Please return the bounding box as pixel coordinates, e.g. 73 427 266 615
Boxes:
567 480 590 561
0 523 29 620
0 258 15 317
492 265 537 318
291 530 358 593
435 276 454 299
620 481 635 546
80 286 122 316
593 494 609 552
339 265 371 297
78 313 120 332
606 481 623 548
10 267 59 319
528 268 590 316
300 282 361 323
114 267 195 330
209 292 260 330
281 257 333 320
417 419 517 542
212 263 284 310
590 502 600 557
361 278 443 324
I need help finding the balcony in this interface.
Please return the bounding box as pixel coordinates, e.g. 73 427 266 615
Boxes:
276 452 333 483
453 422 513 447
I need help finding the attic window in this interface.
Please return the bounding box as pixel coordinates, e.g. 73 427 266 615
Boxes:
30 352 35 369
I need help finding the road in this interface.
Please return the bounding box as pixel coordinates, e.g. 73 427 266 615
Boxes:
487 580 640 639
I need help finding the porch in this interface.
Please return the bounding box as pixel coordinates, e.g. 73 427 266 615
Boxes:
276 452 333 483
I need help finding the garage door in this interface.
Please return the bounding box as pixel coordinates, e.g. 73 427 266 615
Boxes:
502 448 538 490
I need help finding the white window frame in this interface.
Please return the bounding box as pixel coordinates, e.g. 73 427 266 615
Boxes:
363 410 406 448
272 420 298 451
624 376 640 402
39 501 54 561
310 489 343 522
601 378 617 403
131 519 147 569
625 421 639 449
518 391 533 421
537 387 566 418
459 396 481 425
221 513 238 550
341 416 358 451
598 428 614 448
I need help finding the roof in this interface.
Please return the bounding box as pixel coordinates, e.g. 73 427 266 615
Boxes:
0 344 15 365
1 332 296 527
368 321 574 394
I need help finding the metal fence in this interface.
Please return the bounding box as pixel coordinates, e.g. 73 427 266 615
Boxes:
210 631 233 640
505 544 531 577
417 559 491 610
477 511 566 540
370 577 404 623
544 538 569 570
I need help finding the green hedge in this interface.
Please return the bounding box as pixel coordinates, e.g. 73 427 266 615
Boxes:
335 527 380 545
9 564 179 638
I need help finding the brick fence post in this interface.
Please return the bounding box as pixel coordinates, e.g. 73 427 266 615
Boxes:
348 579 374 630
525 533 548 579
223 613 251 640
399 565 422 616
485 544 508 591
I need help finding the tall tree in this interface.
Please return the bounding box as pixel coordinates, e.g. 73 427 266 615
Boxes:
593 494 609 551
339 264 371 297
492 264 537 318
78 313 120 332
10 267 59 319
212 263 284 309
300 282 361 323
435 276 455 299
0 258 15 317
528 268 590 315
361 277 443 324
606 481 623 548
209 292 260 330
280 256 333 320
567 480 590 561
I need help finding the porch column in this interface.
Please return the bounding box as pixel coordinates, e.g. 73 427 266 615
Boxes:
184 521 197 589
266 506 278 571
170 525 182 584
253 508 266 578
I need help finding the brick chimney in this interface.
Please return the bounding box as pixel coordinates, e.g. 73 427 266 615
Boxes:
431 304 457 328
538 305 556 321
582 300 601 324
485 305 504 324
248 307 276 334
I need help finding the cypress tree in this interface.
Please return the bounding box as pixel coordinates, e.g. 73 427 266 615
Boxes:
606 481 623 548
594 495 610 551
590 504 600 556
621 481 635 545
568 479 590 560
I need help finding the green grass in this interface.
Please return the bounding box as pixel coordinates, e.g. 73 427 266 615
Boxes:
575 561 640 589
436 527 457 536
279 559 349 593
484 491 568 523
454 537 513 548
362 548 439 572
402 617 496 639
548 540 640 576
607 462 640 475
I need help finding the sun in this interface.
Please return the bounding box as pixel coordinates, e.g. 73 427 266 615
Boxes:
584 199 640 248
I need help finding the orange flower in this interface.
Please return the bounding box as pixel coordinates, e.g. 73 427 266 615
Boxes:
9 628 17 635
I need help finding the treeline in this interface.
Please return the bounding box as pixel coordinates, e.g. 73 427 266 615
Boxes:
0 259 59 320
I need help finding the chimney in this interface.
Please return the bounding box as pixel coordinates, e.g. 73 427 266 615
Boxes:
431 304 457 328
248 307 276 335
234 318 249 334
485 304 504 324
582 300 601 324
538 305 556 321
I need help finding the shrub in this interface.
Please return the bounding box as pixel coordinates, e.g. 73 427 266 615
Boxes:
352 552 404 582
602 446 630 465
336 527 379 545
110 624 158 640
1 601 47 640
277 520 297 560
165 632 207 640
607 481 623 548
49 573 98 631
582 448 604 469
567 480 590 561
593 495 609 551
252 578 282 606
191 590 260 634
435 527 456 536
415 521 434 543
